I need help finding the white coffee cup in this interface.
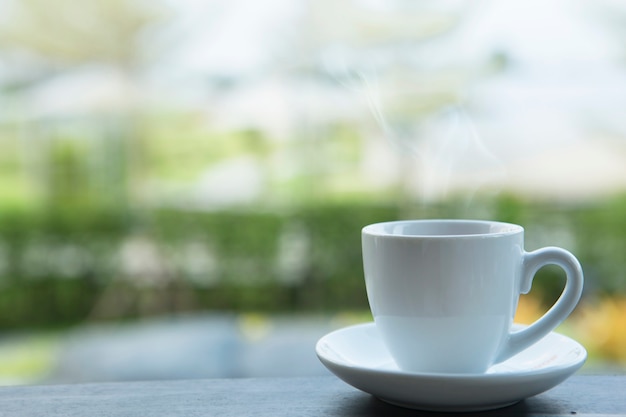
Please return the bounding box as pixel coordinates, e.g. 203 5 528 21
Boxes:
362 219 584 374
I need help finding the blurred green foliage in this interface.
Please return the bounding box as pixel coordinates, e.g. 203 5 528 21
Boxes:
0 194 623 329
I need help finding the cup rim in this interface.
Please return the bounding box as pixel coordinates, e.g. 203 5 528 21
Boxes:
362 219 523 238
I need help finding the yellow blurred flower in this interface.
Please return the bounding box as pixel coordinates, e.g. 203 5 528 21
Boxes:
514 295 543 325
575 296 626 364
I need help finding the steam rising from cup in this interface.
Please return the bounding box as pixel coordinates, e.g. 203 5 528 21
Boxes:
323 53 508 204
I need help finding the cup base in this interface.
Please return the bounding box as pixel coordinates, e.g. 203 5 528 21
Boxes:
375 315 507 374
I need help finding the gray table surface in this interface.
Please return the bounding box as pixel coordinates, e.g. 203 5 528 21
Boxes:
0 375 623 416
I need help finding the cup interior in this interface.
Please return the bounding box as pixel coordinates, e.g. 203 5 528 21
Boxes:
364 220 522 237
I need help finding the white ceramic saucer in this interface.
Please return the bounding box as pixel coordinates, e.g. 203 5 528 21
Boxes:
316 322 586 412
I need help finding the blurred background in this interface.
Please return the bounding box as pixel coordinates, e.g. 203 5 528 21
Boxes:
0 0 625 384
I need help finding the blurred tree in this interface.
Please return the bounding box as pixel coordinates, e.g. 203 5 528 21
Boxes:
0 0 166 71
0 0 172 211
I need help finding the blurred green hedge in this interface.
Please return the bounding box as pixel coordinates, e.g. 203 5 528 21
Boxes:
0 194 623 329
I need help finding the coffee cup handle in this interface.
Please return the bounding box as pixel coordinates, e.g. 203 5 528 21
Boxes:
495 246 584 363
